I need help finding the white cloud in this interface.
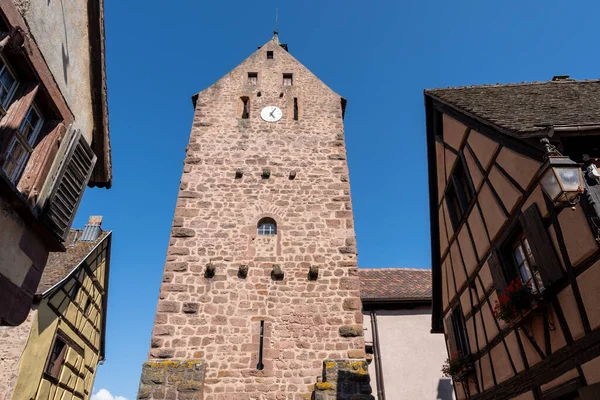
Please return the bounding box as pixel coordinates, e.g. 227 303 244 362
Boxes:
91 389 128 400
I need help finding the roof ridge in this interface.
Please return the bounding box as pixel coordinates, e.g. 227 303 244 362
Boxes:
425 78 600 93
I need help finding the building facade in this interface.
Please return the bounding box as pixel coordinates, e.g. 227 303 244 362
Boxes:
425 78 600 399
359 268 455 400
0 216 112 400
136 34 372 400
0 0 111 326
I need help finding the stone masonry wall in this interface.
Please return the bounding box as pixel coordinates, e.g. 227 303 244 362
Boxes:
140 36 367 400
0 310 34 400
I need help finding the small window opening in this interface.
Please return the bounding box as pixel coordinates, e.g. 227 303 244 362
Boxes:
451 307 470 356
69 280 81 301
248 72 257 85
283 73 293 87
241 97 249 119
293 98 298 121
84 298 92 316
45 336 66 378
445 156 474 230
257 217 277 235
267 51 273 60
508 234 545 294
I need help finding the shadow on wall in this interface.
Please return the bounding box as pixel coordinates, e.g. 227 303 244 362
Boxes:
437 378 454 400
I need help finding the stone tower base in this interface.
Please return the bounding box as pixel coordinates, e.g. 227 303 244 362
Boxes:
136 359 374 400
314 360 374 400
137 360 205 400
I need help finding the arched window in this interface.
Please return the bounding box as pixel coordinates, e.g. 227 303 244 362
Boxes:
257 218 277 235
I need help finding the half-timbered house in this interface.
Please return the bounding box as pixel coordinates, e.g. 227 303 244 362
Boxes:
425 77 600 400
0 216 112 399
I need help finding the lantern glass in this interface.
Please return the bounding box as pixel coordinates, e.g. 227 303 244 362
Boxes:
556 167 583 192
540 168 561 202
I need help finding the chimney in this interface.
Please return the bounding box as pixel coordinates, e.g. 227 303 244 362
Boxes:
552 75 572 81
80 216 103 242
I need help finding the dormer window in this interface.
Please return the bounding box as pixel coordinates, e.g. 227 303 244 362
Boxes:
283 73 293 87
2 104 43 183
0 57 18 109
248 72 257 85
267 51 273 60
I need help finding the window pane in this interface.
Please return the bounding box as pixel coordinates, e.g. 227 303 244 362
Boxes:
3 140 28 182
0 62 15 106
513 245 526 266
20 107 42 144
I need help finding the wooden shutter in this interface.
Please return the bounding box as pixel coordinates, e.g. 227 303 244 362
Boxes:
488 247 508 295
519 204 563 287
48 337 67 378
0 82 38 154
43 130 96 240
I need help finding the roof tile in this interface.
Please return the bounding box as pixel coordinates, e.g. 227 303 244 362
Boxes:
359 268 432 301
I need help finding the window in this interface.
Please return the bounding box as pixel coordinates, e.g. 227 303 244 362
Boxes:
267 51 273 60
511 235 545 294
69 280 81 301
248 72 257 85
283 73 293 87
2 104 43 183
451 307 469 355
445 156 474 230
293 97 298 121
0 56 17 109
83 298 92 316
257 217 277 235
45 336 67 379
241 97 249 119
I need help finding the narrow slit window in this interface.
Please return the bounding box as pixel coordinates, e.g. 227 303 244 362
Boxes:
283 73 293 87
241 97 249 119
293 98 298 120
267 51 273 60
248 72 257 85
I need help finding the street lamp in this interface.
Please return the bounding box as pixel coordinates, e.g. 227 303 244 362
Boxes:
538 138 585 207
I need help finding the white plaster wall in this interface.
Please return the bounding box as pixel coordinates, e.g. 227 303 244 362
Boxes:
16 0 94 143
363 307 455 400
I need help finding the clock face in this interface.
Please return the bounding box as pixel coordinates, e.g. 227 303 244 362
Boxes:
261 106 283 122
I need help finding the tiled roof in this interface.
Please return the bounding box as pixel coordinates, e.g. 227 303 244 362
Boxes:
37 230 109 295
359 268 432 301
425 79 600 136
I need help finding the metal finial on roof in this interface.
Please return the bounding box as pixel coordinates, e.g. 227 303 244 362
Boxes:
274 8 279 36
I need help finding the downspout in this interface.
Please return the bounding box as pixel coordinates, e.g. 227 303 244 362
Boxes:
370 310 386 400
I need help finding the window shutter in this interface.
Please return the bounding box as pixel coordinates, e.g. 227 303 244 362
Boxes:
488 247 508 295
519 204 563 287
43 130 96 240
445 315 458 356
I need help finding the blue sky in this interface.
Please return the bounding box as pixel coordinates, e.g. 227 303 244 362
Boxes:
76 0 600 398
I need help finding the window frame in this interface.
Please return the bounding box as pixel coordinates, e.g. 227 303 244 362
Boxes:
0 53 18 110
2 103 44 183
257 217 277 236
44 334 67 380
283 73 293 87
266 51 273 60
445 153 475 230
247 72 257 86
451 306 470 356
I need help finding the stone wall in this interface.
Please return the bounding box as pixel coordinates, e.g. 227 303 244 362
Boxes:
0 310 34 399
314 360 374 400
138 360 205 400
141 35 368 399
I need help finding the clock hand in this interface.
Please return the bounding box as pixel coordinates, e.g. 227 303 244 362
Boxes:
269 108 276 118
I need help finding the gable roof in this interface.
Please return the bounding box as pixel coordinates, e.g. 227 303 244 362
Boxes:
37 229 110 295
425 79 600 138
358 268 432 302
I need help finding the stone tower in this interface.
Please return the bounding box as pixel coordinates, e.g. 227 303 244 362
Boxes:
137 34 373 400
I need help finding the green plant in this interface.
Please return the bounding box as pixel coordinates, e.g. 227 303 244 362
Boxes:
442 351 469 381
